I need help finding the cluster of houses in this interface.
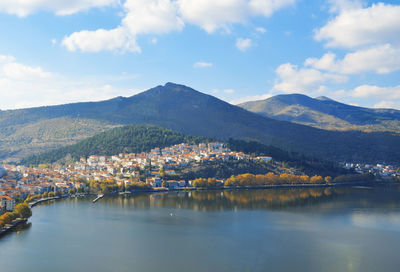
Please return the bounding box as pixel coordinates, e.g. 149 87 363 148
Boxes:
0 142 272 214
344 163 400 179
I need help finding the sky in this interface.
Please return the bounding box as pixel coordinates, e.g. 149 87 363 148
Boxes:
0 0 400 110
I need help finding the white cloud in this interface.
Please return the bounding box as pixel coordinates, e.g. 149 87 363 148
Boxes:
123 0 184 35
236 38 253 51
193 62 213 68
63 0 183 53
177 0 247 33
0 54 137 110
327 0 363 13
315 3 400 49
255 27 266 33
374 100 399 109
248 0 296 17
305 44 400 74
178 0 295 33
62 27 140 53
0 0 119 17
350 84 400 100
2 62 52 80
273 63 347 94
61 0 297 53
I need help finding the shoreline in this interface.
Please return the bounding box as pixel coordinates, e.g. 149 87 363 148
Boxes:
0 219 27 238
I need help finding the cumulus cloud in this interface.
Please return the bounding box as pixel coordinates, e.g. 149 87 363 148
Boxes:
178 0 295 33
178 0 247 33
331 84 400 110
315 3 400 49
273 63 347 94
62 27 140 53
0 0 119 17
0 54 136 110
61 0 297 53
193 62 213 68
236 38 253 51
2 62 52 80
305 44 400 74
63 0 184 53
350 84 400 100
123 0 184 35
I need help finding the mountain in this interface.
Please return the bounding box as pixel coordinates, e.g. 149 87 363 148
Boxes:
239 94 400 132
1 83 400 163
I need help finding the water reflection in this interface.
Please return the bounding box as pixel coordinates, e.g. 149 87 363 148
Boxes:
98 186 400 213
99 188 338 211
2 186 400 272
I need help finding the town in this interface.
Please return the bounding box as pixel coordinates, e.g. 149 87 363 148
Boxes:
0 142 273 213
1 141 400 215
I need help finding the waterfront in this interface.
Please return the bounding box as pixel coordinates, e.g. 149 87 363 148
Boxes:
1 187 400 272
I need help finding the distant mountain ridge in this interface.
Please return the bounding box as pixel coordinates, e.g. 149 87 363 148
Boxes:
239 94 400 133
1 83 400 163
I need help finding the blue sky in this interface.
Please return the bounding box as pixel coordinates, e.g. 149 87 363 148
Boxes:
0 0 400 110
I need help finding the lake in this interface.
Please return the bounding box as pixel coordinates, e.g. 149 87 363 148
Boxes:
1 186 400 272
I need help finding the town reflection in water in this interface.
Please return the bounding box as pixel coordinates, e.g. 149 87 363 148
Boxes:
99 187 379 211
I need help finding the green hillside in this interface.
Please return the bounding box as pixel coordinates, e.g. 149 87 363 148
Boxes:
239 94 400 133
22 125 210 165
22 125 347 177
2 83 400 164
0 117 118 160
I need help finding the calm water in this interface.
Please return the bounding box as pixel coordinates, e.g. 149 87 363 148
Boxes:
2 187 400 272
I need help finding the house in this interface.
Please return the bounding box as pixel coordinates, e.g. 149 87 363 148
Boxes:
257 156 272 163
146 177 162 187
0 195 15 211
166 181 179 189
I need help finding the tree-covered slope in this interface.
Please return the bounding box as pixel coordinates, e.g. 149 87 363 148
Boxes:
22 125 210 165
239 93 400 132
22 126 347 177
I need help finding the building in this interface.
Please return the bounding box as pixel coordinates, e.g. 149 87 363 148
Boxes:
0 195 15 211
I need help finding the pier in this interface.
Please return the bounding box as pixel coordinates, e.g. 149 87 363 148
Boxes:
92 194 104 203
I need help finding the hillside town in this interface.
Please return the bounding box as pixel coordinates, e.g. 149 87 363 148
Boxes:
0 142 272 213
343 163 400 179
2 141 400 215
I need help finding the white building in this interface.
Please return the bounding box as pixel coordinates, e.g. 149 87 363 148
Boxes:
0 195 15 211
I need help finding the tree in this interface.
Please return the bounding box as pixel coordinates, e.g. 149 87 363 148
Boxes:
325 176 332 184
14 203 32 219
310 175 324 184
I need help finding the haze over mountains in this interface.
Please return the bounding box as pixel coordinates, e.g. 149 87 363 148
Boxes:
1 83 400 164
239 94 400 133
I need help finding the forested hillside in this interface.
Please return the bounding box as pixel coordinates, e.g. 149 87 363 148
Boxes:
22 125 210 165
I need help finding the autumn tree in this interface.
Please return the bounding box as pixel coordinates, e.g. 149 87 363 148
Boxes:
14 203 32 219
